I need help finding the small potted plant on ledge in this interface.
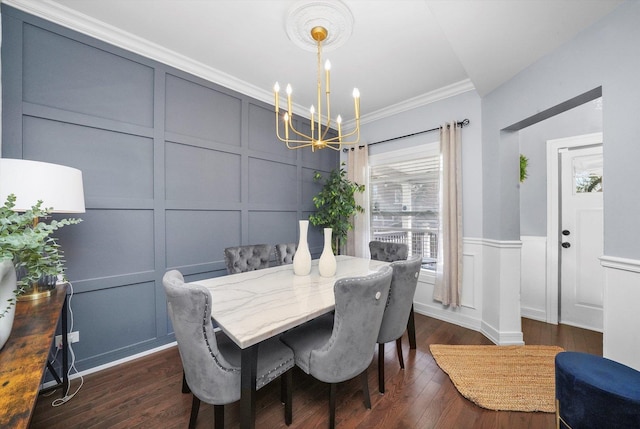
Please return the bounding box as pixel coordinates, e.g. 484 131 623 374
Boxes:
0 194 81 349
309 162 365 255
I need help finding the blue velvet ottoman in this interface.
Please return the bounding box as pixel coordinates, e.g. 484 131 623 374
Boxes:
555 351 640 429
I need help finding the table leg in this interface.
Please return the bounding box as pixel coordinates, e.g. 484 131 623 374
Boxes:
240 344 258 429
407 304 416 349
61 294 69 395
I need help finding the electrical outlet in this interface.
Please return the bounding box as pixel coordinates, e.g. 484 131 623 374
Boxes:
55 331 80 349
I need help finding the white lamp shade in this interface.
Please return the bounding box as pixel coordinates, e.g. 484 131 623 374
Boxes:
0 158 85 213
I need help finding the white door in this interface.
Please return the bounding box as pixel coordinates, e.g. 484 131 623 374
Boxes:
559 145 604 331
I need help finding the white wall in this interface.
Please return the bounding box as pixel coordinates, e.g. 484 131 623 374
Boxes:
520 236 547 322
482 0 640 369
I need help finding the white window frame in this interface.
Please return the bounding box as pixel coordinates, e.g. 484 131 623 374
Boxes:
369 141 440 274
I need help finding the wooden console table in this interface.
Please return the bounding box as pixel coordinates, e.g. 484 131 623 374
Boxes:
0 284 69 428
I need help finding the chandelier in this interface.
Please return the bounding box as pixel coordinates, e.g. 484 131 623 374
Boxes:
273 26 360 151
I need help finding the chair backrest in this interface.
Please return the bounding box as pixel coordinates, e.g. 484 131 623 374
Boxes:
162 270 240 405
309 265 393 384
274 243 297 265
369 241 409 262
224 244 272 274
377 255 422 344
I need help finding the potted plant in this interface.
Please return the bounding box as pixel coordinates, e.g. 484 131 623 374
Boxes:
309 162 365 254
0 193 81 348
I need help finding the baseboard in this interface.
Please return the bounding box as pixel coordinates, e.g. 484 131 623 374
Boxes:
40 341 178 390
521 307 547 323
481 320 524 346
413 303 483 333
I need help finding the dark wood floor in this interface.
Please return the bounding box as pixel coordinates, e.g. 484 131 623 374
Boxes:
30 315 602 429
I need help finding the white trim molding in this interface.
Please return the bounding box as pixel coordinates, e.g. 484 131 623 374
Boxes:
4 0 475 126
413 237 484 333
601 255 640 371
520 236 547 322
413 237 524 345
600 255 640 273
357 79 476 126
481 238 524 345
546 132 603 325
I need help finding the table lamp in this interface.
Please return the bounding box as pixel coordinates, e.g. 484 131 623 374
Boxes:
0 158 85 299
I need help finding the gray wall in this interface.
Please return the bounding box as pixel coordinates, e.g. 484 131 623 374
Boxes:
519 98 603 236
482 0 640 260
1 5 337 370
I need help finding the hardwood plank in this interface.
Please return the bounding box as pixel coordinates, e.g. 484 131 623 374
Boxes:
29 315 602 429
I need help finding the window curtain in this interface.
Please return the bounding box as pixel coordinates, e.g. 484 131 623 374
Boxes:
346 146 370 257
433 122 463 306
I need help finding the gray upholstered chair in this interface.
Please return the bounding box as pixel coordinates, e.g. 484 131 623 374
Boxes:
280 265 393 429
162 270 294 429
368 240 408 263
223 244 272 274
368 240 417 351
274 243 297 265
377 255 422 393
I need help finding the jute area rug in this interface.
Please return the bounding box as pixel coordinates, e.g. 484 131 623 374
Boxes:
429 344 564 413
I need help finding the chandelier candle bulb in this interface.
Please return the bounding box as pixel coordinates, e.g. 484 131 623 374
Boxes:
273 25 359 151
310 105 315 134
286 84 293 117
273 82 280 113
353 88 360 118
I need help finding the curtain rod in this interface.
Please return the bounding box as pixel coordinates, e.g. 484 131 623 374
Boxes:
342 118 469 152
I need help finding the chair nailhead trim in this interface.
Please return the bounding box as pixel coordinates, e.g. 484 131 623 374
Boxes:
202 294 240 374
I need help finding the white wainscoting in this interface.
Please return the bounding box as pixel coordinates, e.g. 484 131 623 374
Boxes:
414 238 524 345
601 255 640 371
480 239 524 345
520 236 547 322
413 238 484 333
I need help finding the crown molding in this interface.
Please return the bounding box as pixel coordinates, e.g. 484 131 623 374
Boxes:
351 79 476 128
4 0 475 125
2 0 274 106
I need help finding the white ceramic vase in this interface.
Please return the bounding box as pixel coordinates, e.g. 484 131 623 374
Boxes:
0 259 18 350
293 220 312 276
318 228 337 277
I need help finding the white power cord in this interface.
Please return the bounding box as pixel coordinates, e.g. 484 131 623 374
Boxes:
49 282 84 406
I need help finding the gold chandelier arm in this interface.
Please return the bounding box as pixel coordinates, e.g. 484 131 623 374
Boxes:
287 117 313 141
273 25 360 151
321 116 333 140
339 122 360 140
286 141 316 150
320 143 342 151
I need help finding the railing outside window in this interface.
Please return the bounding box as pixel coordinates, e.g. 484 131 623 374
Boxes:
371 227 438 270
369 143 440 272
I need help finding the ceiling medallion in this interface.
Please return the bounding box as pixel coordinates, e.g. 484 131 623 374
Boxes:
274 1 360 151
285 0 355 53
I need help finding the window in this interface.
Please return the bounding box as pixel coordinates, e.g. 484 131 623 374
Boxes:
369 143 440 270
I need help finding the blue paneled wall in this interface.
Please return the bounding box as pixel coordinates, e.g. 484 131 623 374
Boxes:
1 5 338 371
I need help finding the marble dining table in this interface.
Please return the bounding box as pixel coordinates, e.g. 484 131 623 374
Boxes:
189 255 390 429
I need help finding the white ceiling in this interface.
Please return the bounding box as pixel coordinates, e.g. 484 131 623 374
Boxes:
5 0 624 123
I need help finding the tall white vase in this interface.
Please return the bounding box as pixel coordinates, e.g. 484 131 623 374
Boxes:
293 220 312 276
0 259 18 350
318 228 337 277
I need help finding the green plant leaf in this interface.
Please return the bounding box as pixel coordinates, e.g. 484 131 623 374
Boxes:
309 162 365 253
0 193 82 318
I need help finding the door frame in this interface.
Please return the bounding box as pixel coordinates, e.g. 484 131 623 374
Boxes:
545 132 603 324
